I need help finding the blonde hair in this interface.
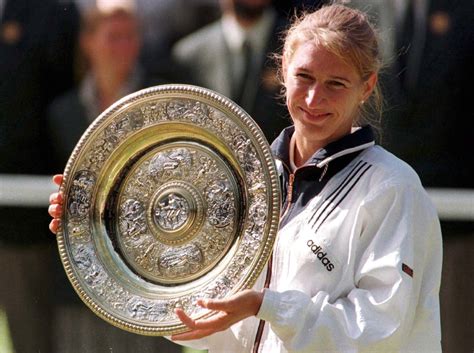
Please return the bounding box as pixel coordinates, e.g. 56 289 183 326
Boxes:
280 4 384 129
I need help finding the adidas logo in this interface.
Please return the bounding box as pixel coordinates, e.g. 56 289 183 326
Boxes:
307 240 335 272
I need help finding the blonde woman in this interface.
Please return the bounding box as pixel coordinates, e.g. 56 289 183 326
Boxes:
49 4 442 353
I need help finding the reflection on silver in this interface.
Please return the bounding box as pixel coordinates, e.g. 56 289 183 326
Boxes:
159 244 203 278
58 84 280 336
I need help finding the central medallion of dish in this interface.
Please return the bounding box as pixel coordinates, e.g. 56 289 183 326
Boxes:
114 142 242 285
153 192 190 231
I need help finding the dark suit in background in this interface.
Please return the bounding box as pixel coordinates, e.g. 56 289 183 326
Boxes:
370 1 474 352
47 70 165 168
172 6 290 143
382 0 473 189
0 0 79 352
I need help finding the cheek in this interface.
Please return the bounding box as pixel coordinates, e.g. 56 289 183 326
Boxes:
285 81 304 105
329 92 359 114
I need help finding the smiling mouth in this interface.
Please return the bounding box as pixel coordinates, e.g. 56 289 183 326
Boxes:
301 108 331 120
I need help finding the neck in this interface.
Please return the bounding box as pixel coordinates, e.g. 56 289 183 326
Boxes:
225 6 263 29
293 132 325 168
94 68 129 111
235 15 259 28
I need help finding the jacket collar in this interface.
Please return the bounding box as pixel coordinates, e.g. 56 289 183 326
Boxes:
271 125 375 169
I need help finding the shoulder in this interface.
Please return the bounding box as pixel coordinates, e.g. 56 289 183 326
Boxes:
48 89 81 117
172 21 223 59
348 145 438 213
47 89 84 126
359 145 423 190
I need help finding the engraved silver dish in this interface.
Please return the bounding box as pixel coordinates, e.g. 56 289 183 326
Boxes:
57 84 281 335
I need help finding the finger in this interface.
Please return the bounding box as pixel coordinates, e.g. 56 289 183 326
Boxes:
48 204 63 218
49 192 63 204
175 308 197 329
49 219 61 234
176 308 232 331
185 312 235 331
171 328 217 341
53 174 63 186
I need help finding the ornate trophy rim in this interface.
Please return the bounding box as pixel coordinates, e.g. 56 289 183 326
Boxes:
57 84 281 335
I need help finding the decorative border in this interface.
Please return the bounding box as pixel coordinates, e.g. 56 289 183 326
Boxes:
57 84 281 335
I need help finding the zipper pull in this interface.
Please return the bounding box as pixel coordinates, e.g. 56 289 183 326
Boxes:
319 164 328 182
287 173 295 203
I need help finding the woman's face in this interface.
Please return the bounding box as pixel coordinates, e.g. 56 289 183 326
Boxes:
283 42 376 147
83 14 140 76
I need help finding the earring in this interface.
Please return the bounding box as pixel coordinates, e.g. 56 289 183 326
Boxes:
360 100 365 105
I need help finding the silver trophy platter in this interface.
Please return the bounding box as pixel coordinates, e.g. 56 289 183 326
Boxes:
57 84 281 335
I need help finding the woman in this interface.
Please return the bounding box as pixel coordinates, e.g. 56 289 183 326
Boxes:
49 4 442 352
47 5 163 167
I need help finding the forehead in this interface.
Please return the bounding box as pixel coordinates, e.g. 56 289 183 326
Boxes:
288 42 359 80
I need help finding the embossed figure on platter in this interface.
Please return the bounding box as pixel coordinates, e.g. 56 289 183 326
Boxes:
68 170 96 218
159 244 203 278
119 199 146 237
206 180 234 228
154 193 190 231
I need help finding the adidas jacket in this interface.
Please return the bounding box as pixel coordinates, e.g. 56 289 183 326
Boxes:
175 126 442 352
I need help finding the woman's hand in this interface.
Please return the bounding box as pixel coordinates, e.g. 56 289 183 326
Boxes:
171 289 264 341
48 174 63 234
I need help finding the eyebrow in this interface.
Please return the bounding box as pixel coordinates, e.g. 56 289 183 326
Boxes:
328 76 352 84
295 66 352 84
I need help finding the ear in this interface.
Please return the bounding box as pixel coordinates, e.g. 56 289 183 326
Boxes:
361 72 378 102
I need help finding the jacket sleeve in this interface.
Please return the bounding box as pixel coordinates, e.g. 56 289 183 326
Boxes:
256 181 442 352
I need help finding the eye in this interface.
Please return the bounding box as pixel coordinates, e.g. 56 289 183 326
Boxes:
295 72 313 81
327 80 346 89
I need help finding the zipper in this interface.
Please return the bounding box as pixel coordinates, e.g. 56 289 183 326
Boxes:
252 171 295 352
319 163 329 182
286 173 295 204
251 254 273 353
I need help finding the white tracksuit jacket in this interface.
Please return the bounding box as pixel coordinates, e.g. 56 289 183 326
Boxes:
176 126 442 352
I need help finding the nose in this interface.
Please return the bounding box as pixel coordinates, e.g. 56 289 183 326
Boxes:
305 83 324 108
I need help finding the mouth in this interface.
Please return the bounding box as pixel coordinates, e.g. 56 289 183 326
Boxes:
300 108 332 121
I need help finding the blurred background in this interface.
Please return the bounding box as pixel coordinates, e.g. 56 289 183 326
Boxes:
0 0 472 352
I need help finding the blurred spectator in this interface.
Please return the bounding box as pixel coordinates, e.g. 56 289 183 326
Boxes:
46 5 179 352
136 0 221 76
350 0 473 189
172 0 290 142
347 1 474 352
48 4 164 167
346 0 473 186
0 0 79 352
74 0 222 80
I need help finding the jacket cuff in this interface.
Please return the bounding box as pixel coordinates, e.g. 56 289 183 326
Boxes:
255 288 280 322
